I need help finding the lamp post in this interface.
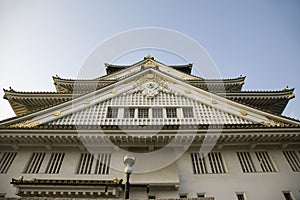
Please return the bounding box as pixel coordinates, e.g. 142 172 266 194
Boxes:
123 154 136 200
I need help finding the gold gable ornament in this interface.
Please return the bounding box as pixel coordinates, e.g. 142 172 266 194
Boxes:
240 110 247 116
53 110 61 116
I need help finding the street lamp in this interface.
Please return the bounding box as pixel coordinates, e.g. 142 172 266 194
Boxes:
123 154 136 199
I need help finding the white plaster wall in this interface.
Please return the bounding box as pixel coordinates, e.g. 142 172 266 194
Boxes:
1 147 299 199
177 149 300 200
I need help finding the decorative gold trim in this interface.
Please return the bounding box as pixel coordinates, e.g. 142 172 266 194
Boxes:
184 90 191 94
145 73 155 79
111 89 117 94
53 110 61 116
240 110 247 116
288 93 295 99
211 100 217 104
146 54 152 59
145 60 155 68
84 100 90 104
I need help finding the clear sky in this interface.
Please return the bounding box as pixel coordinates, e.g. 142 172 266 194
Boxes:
0 0 299 120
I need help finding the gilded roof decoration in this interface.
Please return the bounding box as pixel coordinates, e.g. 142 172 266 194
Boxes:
128 73 177 98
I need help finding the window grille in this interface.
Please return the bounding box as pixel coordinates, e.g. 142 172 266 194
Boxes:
0 152 17 173
77 153 94 174
77 153 111 175
106 107 118 118
24 153 46 174
208 152 226 173
237 152 256 173
282 151 300 172
138 108 149 118
191 152 225 174
179 193 187 199
148 195 156 199
124 108 135 118
95 153 111 175
255 151 275 172
182 107 194 118
152 108 163 118
236 193 246 200
283 191 294 200
45 153 65 174
197 193 206 198
166 108 177 118
191 153 207 174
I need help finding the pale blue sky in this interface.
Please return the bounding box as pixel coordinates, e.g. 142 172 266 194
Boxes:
0 0 299 119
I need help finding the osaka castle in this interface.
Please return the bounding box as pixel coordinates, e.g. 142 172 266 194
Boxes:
0 55 300 200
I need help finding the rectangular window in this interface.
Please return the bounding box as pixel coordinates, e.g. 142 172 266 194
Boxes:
255 151 275 172
77 153 94 174
179 193 187 199
182 107 194 118
236 193 246 200
191 153 207 174
95 153 111 175
197 193 206 198
77 153 111 175
0 152 17 173
283 191 294 200
24 153 46 174
46 153 65 174
282 151 300 172
106 107 118 118
208 152 226 173
166 108 177 118
148 195 156 199
191 152 225 174
138 108 149 118
152 108 163 118
237 152 256 173
124 108 135 118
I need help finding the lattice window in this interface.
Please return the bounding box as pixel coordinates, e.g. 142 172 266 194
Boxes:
0 152 17 173
48 92 254 126
166 108 177 118
124 108 135 118
152 108 163 118
24 153 46 174
182 107 194 118
45 153 65 174
138 108 149 118
106 107 118 118
191 152 225 174
237 152 256 173
255 151 275 172
77 153 111 175
95 153 111 175
282 151 300 172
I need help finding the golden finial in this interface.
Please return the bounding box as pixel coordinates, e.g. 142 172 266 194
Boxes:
146 54 152 59
18 176 24 182
113 177 118 184
285 86 289 90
